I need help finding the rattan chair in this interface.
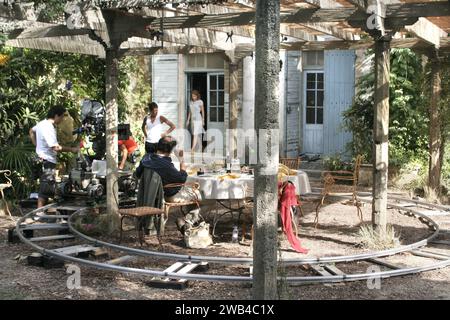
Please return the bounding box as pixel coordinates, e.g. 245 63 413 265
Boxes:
240 182 303 242
314 155 364 228
0 170 13 219
280 157 301 170
113 180 165 246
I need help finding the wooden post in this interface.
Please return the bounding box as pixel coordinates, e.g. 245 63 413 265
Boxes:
253 0 280 300
428 51 442 195
105 46 119 231
372 37 390 234
229 62 239 158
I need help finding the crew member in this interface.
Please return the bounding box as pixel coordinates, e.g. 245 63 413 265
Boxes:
29 106 79 208
118 136 139 170
142 102 176 154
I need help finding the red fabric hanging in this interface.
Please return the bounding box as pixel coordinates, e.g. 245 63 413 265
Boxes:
278 181 308 254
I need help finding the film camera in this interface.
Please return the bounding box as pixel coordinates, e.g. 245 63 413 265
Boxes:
72 99 106 159
58 99 137 199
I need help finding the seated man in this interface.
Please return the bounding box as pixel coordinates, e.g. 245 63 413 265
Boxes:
118 136 139 170
136 136 200 203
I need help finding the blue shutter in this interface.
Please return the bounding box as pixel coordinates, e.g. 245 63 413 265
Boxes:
323 50 355 158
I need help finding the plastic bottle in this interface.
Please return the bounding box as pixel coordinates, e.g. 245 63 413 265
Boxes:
231 226 238 243
226 151 231 173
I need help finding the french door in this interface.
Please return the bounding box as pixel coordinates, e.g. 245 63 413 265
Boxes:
207 73 225 133
303 71 324 154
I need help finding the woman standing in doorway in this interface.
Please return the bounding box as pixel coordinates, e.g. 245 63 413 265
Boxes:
142 102 176 154
186 90 205 153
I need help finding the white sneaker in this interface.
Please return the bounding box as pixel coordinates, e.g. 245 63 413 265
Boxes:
33 211 45 221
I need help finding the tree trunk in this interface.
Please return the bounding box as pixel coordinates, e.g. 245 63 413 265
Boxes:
372 38 390 234
428 54 441 195
105 47 119 232
253 0 280 300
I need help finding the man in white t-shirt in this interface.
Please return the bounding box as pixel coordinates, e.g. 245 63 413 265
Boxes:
29 106 79 208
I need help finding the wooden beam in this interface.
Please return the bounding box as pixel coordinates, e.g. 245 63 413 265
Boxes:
372 37 390 234
346 0 369 9
427 51 442 194
300 22 359 40
145 2 450 28
155 5 317 41
105 46 120 230
6 35 106 57
405 18 448 49
281 36 445 51
7 25 91 39
130 27 254 52
8 21 448 57
3 1 450 28
119 45 222 56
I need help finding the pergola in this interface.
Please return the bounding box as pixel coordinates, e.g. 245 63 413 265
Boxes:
1 0 449 298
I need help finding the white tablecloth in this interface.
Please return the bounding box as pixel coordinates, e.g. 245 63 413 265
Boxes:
187 171 311 200
283 171 312 196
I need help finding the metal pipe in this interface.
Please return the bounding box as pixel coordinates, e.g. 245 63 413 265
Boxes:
15 200 450 284
66 194 440 265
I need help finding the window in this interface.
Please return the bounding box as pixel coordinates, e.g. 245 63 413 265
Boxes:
186 54 224 69
305 72 324 125
302 51 324 69
209 74 225 122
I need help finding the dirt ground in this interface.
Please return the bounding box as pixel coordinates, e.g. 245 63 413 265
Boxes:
1 186 450 300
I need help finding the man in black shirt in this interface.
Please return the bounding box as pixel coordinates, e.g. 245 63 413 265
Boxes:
136 136 199 202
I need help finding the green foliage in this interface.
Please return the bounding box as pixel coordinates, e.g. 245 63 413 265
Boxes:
0 44 151 200
323 154 353 172
343 48 428 166
0 46 105 198
33 0 66 23
442 144 450 191
119 56 151 147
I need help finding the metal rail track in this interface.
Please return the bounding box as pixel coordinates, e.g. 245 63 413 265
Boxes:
13 194 450 284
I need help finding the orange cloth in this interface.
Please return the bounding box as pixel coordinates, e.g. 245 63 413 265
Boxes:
278 181 308 254
118 137 138 154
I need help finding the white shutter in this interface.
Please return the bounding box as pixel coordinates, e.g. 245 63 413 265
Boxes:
151 55 179 124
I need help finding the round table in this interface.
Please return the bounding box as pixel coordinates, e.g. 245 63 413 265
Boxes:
187 171 311 236
187 171 311 200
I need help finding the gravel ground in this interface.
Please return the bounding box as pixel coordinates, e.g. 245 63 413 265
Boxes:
1 187 450 300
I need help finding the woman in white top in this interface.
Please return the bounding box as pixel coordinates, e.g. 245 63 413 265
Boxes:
141 102 176 154
186 90 205 153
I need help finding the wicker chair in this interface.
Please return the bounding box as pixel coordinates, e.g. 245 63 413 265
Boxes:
314 155 364 228
0 170 13 219
240 182 303 242
113 180 165 246
118 206 165 246
280 157 301 170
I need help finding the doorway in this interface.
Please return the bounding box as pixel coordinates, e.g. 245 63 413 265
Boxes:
303 70 324 154
186 72 226 150
186 72 208 149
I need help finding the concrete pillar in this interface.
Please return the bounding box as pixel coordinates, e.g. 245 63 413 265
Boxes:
253 0 280 300
229 62 239 158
